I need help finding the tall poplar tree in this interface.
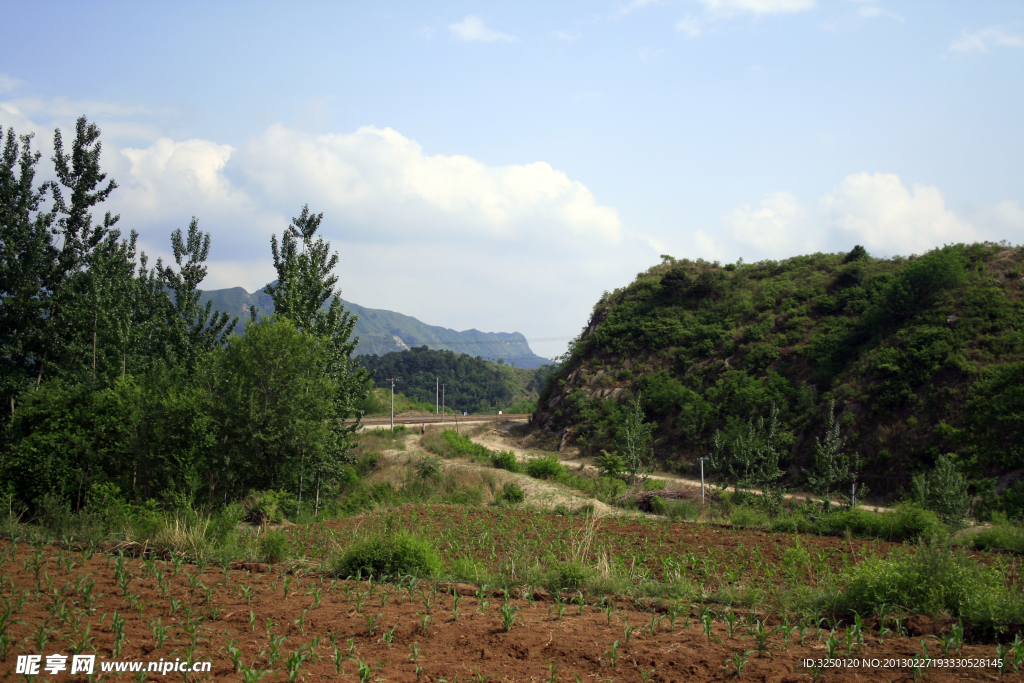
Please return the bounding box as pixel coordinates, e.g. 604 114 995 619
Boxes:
265 205 369 511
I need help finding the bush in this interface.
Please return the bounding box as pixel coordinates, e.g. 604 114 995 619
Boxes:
525 454 568 480
499 482 525 504
815 503 946 542
334 531 442 579
243 490 297 525
491 450 522 473
258 529 290 564
969 516 1024 554
837 542 1023 627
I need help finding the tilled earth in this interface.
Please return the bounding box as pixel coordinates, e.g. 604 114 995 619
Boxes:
0 531 1018 682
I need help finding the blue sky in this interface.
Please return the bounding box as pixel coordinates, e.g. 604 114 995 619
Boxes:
2 0 1022 359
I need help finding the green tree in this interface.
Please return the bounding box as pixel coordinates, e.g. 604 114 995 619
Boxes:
618 394 655 485
206 317 338 501
708 403 787 509
803 400 867 510
0 127 56 417
41 116 122 384
912 454 971 529
162 217 237 372
264 205 368 511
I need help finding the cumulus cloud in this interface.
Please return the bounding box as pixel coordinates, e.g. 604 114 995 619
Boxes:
725 191 815 255
698 0 816 17
821 172 975 256
448 16 517 43
950 27 1024 53
236 123 622 246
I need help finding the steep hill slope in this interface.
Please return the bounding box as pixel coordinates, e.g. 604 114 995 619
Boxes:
199 285 550 367
535 243 1024 510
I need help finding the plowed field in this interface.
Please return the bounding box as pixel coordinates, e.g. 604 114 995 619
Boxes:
0 509 1018 682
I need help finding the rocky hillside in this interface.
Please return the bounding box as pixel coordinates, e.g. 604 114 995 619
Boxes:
200 284 550 368
535 243 1024 510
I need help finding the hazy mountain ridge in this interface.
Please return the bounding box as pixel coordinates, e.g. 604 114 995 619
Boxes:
199 285 551 368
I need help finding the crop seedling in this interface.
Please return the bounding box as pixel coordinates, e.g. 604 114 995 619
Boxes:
623 619 643 648
149 618 169 649
238 660 271 683
283 574 294 599
419 612 432 635
606 639 620 667
751 619 772 657
240 584 254 605
263 633 287 666
499 602 519 632
723 610 739 639
295 609 309 635
223 636 243 672
363 613 382 636
546 660 561 683
285 647 309 683
332 646 346 674
551 598 567 620
383 624 398 648
726 650 752 678
111 612 127 657
649 612 663 637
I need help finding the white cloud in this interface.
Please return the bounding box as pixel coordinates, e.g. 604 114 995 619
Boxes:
821 172 975 256
611 0 663 19
972 200 1024 241
448 16 517 43
698 0 816 17
550 30 581 41
0 74 24 93
675 16 702 37
237 123 622 246
950 27 1024 54
725 191 815 255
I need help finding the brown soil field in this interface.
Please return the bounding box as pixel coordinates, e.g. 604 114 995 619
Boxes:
0 518 1018 683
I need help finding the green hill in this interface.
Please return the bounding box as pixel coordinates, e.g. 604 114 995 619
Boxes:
359 346 554 414
199 285 550 368
535 243 1024 512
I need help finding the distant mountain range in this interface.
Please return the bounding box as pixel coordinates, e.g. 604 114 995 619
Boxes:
199 285 552 368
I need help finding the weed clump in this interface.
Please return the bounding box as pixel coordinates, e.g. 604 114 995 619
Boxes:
334 531 441 579
836 541 1023 629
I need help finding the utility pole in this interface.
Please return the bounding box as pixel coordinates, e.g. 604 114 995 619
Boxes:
441 384 446 423
697 457 707 505
385 377 398 432
436 377 439 416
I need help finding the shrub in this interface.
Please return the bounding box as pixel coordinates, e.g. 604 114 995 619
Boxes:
525 454 567 480
334 531 441 579
969 516 1024 554
499 482 525 504
243 490 296 525
837 542 1022 627
259 529 290 564
814 503 946 542
491 450 522 473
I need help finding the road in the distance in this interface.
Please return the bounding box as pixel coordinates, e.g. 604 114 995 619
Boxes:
345 413 531 427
